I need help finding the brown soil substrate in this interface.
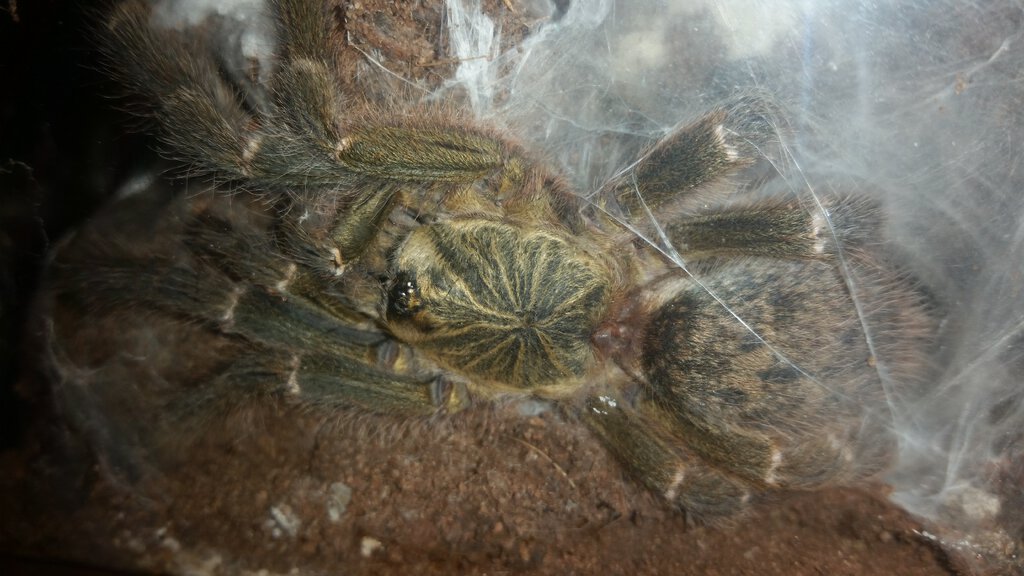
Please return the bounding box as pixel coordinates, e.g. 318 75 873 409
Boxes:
1 401 961 576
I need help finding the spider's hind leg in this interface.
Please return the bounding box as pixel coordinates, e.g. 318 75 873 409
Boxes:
605 94 785 217
580 395 754 518
663 197 880 261
665 194 882 261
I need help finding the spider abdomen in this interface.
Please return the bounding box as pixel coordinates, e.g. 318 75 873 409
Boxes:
641 259 886 487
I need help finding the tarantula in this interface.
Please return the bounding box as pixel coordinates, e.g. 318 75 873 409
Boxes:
45 0 932 518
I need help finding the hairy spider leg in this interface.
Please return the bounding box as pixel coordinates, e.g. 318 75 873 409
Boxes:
51 224 461 421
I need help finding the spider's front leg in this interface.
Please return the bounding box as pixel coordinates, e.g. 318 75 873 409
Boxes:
49 194 467 427
103 0 512 189
104 0 576 259
99 0 593 360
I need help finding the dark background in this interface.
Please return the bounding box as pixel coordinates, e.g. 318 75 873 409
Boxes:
0 1 156 451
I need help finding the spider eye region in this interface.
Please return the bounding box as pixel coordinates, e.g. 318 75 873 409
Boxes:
387 272 423 318
387 220 612 390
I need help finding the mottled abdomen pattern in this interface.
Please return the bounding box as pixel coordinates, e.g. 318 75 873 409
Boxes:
642 258 892 488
